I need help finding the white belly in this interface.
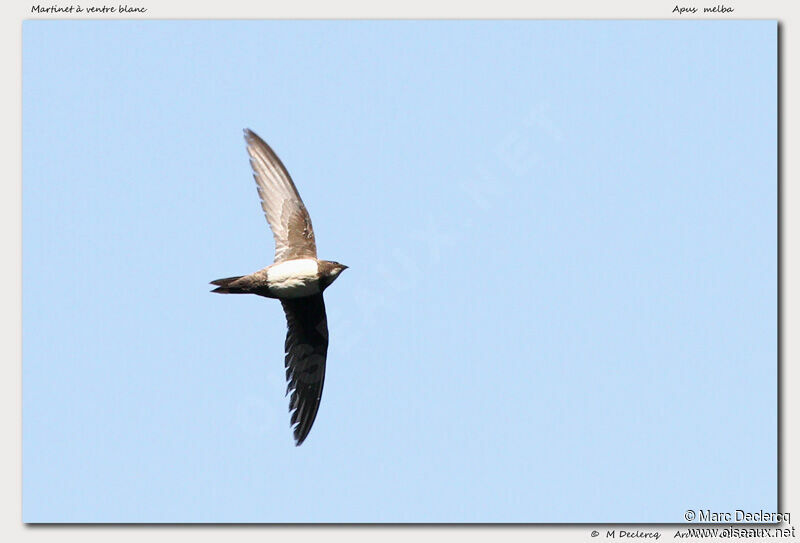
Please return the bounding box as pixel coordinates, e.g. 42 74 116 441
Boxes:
266 259 320 298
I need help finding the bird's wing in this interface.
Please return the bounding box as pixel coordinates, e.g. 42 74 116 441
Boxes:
243 129 317 263
280 293 328 445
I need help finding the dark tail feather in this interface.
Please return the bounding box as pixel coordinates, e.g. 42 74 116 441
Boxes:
210 276 246 294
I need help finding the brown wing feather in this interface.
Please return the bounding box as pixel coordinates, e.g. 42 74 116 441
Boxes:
280 293 328 445
244 129 317 262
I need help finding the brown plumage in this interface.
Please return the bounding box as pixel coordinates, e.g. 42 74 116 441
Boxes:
211 129 347 445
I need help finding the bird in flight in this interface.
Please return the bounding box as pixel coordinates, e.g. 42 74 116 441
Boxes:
211 129 347 446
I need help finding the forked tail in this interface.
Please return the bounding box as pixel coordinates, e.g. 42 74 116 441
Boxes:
210 276 246 294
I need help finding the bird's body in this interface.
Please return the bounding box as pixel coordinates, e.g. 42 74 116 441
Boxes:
211 129 346 446
264 258 322 298
212 258 343 299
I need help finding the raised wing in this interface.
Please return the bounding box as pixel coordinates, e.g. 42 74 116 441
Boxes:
280 293 328 445
243 129 317 262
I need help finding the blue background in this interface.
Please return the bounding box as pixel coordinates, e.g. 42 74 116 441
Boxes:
23 21 777 522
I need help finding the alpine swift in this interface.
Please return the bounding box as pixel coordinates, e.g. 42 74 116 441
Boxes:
211 129 347 446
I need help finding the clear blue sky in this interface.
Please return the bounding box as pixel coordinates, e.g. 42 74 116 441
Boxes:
23 21 776 522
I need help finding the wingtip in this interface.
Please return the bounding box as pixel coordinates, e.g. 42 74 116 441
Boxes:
294 433 308 446
291 417 311 446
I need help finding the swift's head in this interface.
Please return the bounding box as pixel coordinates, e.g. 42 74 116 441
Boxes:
318 260 348 290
